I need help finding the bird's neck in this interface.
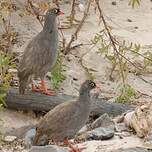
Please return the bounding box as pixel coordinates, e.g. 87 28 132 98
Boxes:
42 15 57 33
78 90 91 103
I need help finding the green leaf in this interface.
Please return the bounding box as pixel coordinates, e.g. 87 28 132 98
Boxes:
50 53 66 89
115 84 136 103
129 0 141 8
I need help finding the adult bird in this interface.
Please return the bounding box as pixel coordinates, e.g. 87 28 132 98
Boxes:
33 80 100 152
18 7 64 95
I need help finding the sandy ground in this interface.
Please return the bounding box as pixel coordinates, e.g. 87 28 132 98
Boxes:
1 0 152 151
6 0 152 99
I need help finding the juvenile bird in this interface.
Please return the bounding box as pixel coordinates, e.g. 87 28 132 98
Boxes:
33 80 100 152
18 7 63 95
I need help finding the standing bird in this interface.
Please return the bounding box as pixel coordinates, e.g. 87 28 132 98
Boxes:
33 80 100 152
18 8 64 95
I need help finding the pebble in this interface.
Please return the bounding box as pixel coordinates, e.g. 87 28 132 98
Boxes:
112 1 117 5
3 135 17 142
91 113 115 129
127 19 133 22
24 128 47 148
86 127 114 140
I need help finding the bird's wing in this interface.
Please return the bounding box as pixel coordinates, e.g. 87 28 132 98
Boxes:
18 39 37 77
18 35 50 77
37 101 80 132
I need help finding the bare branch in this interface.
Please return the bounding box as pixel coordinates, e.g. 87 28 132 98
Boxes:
69 0 76 25
27 0 43 27
95 0 126 85
95 0 152 87
63 0 92 55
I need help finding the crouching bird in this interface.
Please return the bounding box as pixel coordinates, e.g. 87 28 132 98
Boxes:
18 7 64 96
33 80 100 152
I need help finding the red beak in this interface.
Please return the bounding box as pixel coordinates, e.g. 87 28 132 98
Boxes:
95 83 101 91
58 10 64 15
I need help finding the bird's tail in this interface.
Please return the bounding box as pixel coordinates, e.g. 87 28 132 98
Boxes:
18 76 29 94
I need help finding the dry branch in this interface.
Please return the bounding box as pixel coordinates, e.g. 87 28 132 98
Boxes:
69 0 76 25
27 0 43 27
63 0 92 55
94 0 152 87
5 88 133 117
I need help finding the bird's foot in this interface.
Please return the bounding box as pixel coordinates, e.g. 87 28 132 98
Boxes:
69 144 86 152
32 83 41 92
32 85 56 96
38 79 56 96
33 86 56 96
64 139 85 152
41 89 56 96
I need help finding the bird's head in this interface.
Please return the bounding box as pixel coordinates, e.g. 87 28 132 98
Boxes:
46 8 64 17
43 7 64 31
79 80 101 94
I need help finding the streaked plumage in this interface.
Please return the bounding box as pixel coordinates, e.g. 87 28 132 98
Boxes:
18 8 62 94
33 80 97 145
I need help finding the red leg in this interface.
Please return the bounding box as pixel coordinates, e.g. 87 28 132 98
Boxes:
39 79 56 96
31 81 41 92
64 139 85 152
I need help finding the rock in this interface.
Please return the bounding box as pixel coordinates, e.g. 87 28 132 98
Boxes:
24 128 47 148
127 19 133 22
146 133 152 141
6 125 35 138
115 123 129 132
113 115 125 123
124 111 134 127
124 104 152 138
77 125 88 135
29 145 68 152
3 135 17 142
86 127 114 140
24 128 36 148
111 147 152 152
112 1 117 5
91 113 115 129
144 133 152 145
78 113 115 140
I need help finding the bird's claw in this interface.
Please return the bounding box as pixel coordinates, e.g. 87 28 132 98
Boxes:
42 90 56 96
69 145 86 152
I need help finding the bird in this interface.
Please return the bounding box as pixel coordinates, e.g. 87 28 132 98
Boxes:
33 80 100 152
18 7 64 96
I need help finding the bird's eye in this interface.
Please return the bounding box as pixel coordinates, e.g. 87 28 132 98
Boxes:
54 9 58 14
90 82 95 87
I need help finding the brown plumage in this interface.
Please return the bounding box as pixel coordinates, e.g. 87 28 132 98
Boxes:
18 8 63 95
33 80 98 148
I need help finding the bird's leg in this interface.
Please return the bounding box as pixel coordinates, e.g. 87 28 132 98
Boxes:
33 131 40 145
31 80 41 92
39 79 56 96
64 139 85 152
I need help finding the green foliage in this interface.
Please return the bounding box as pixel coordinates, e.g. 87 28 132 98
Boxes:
143 51 152 67
50 53 66 89
129 0 141 8
91 31 141 81
0 52 15 106
115 84 136 103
